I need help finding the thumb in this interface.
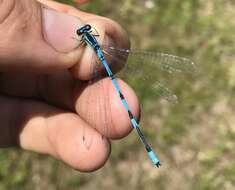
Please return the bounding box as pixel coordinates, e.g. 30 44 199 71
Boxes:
0 0 83 73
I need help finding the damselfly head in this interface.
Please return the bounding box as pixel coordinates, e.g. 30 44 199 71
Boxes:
77 24 92 35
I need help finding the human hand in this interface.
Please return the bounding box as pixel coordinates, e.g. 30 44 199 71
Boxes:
0 0 140 172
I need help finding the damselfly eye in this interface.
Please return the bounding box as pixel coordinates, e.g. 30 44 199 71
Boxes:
85 24 91 30
77 24 92 35
77 29 82 36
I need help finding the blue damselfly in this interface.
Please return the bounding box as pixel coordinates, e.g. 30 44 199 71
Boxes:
76 24 196 167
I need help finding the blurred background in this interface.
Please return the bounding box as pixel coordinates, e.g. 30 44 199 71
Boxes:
0 0 235 189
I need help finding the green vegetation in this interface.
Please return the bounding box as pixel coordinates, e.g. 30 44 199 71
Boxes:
0 0 235 189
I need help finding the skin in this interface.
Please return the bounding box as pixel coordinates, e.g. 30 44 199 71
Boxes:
0 0 140 172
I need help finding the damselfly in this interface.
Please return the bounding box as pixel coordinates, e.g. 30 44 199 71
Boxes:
76 24 196 167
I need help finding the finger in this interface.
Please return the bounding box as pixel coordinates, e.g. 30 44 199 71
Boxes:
38 0 129 50
37 0 130 80
39 0 130 80
0 95 110 172
0 0 84 73
0 72 140 139
74 77 140 139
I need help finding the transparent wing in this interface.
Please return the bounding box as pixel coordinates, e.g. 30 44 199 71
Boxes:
101 46 196 103
84 45 195 147
102 46 196 75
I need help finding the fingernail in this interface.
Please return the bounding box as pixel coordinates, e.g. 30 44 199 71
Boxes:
42 7 83 52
